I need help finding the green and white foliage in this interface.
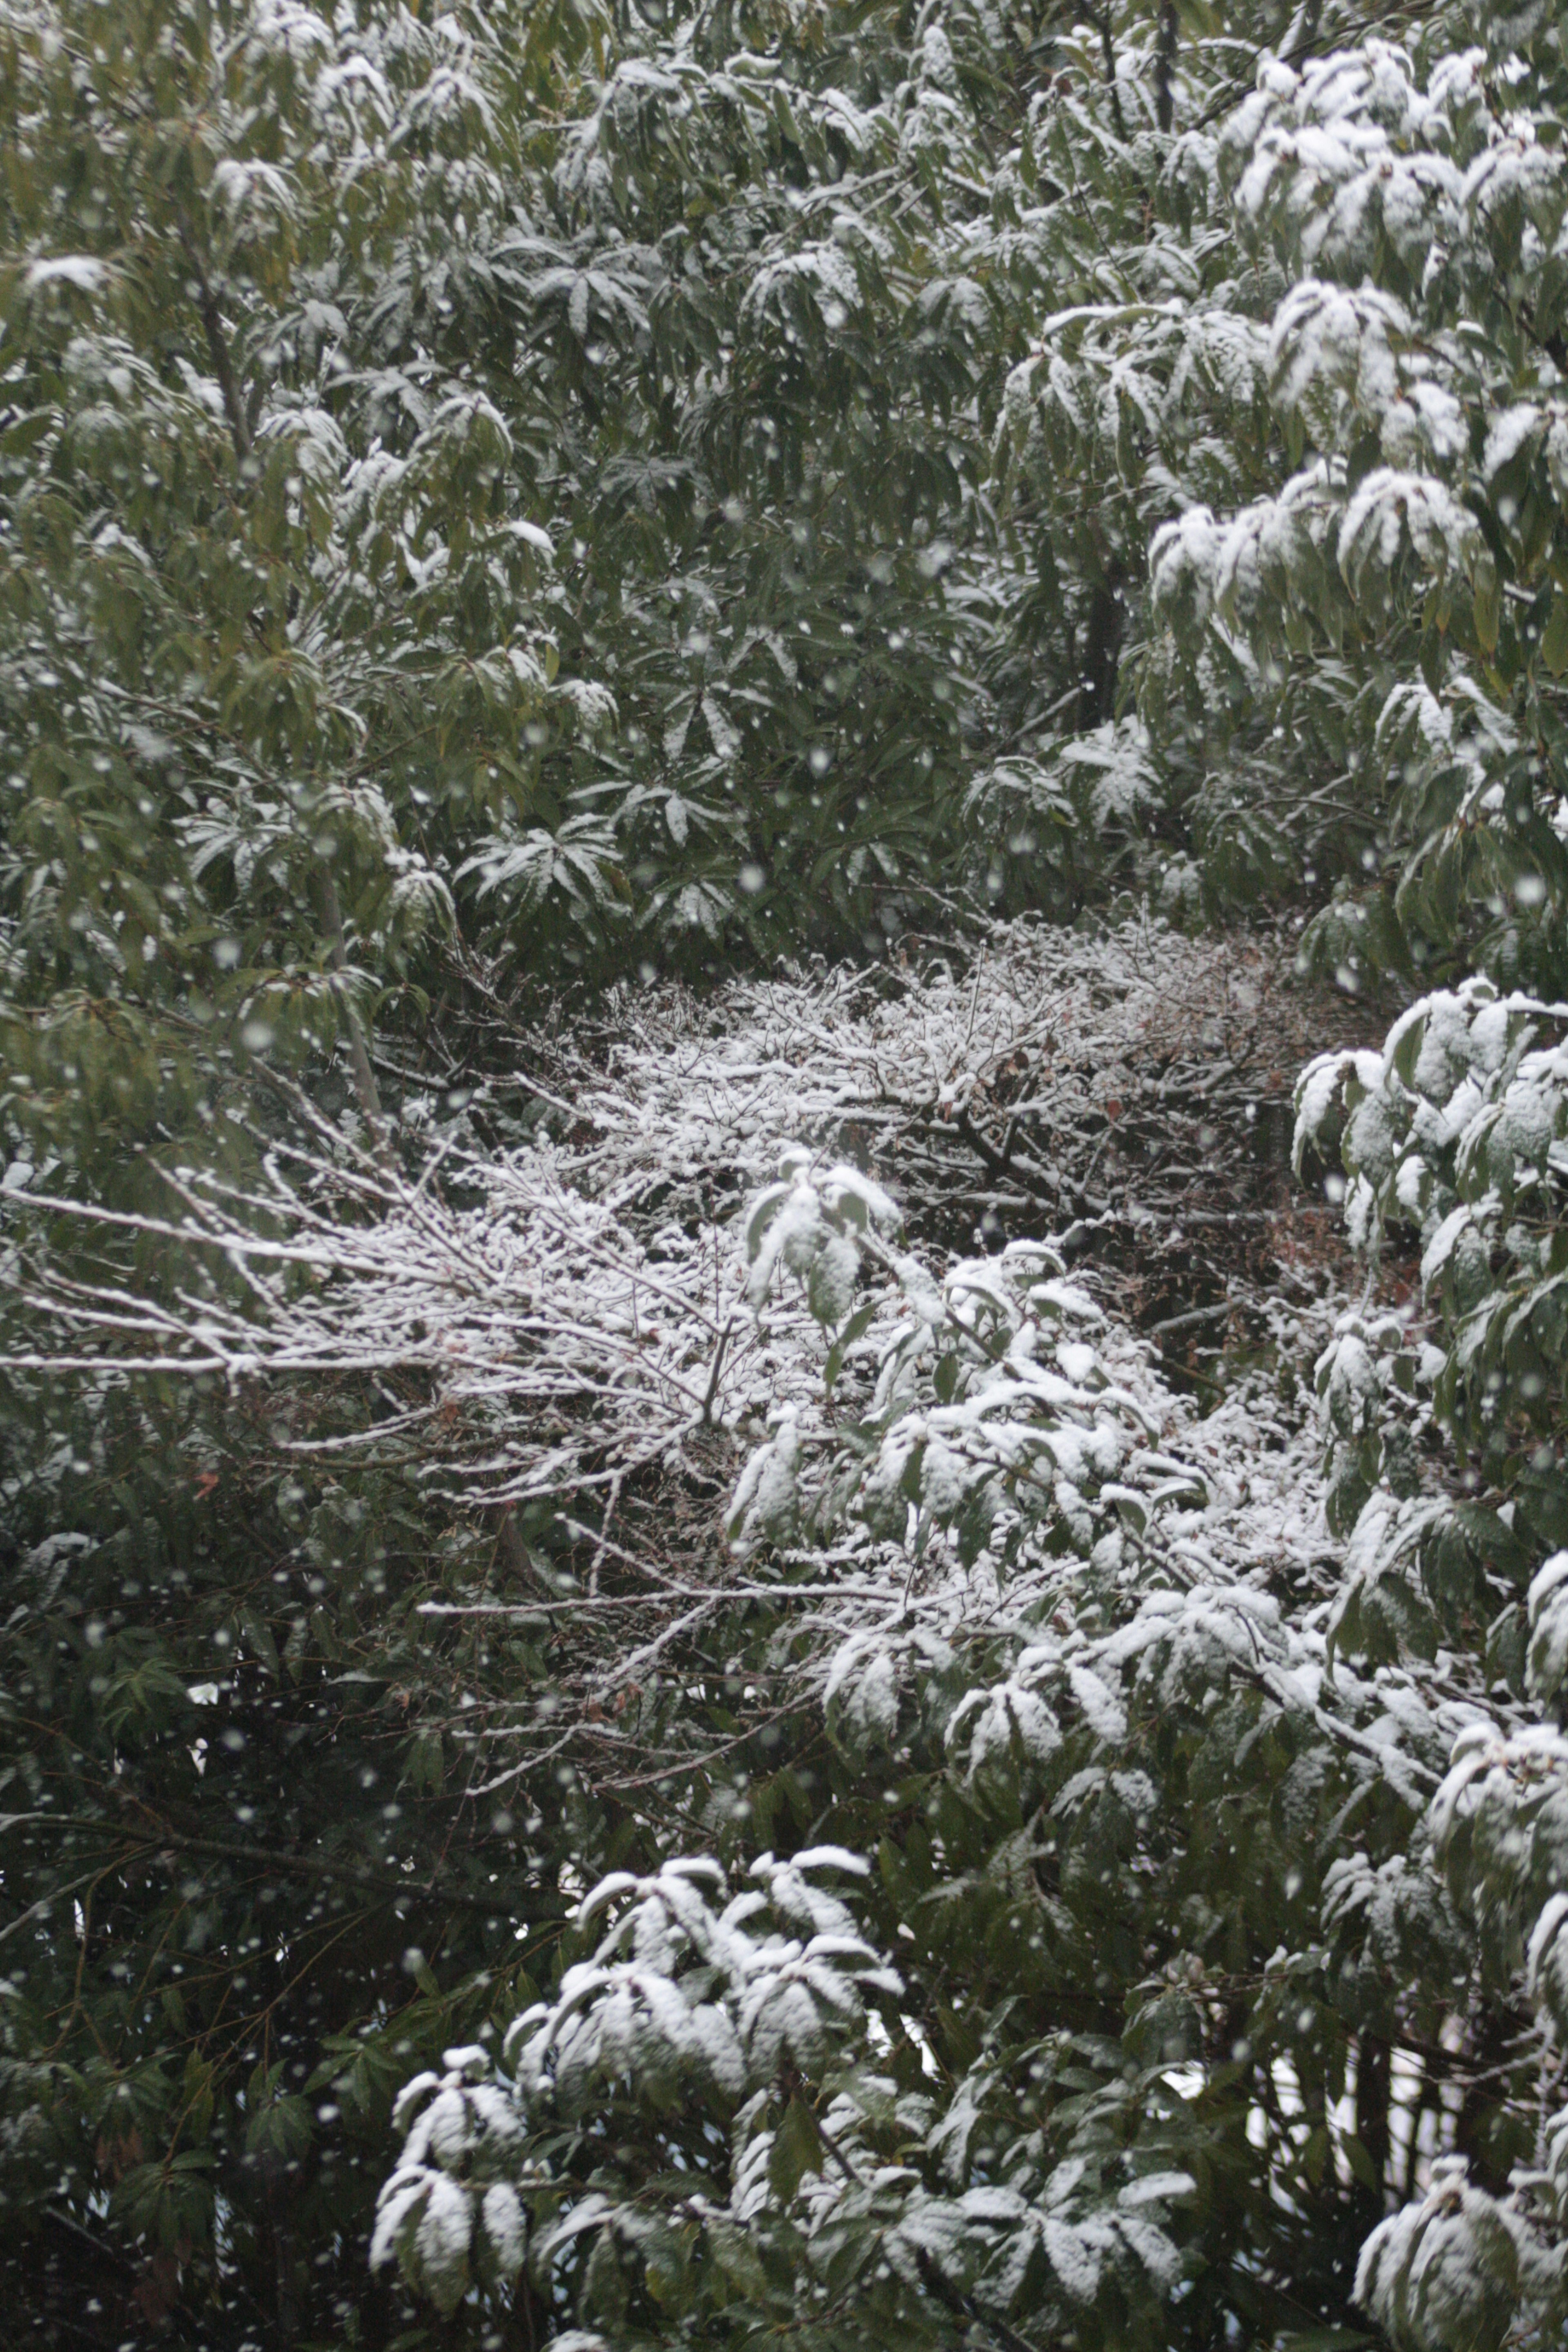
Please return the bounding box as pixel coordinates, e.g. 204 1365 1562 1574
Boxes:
1355 2144 1566 2352
15 0 1492 1198
1301 978 1568 2347
0 0 630 1167
0 0 1142 1195
733 1145 1180 1580
24 900 1549 2344
520 0 1174 958
971 0 1568 982
347 940 1552 2347
375 1847 1200 2351
18 0 1568 1163
1298 980 1568 1437
31 0 1568 2339
10 913 1462 2345
1134 6 1568 985
373 2043 530 2318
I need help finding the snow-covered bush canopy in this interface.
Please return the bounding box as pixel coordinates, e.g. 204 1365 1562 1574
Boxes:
8 906 1566 2347
347 940 1567 2351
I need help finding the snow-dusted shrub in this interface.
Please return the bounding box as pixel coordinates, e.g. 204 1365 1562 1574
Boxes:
1303 975 1568 2345
370 930 1568 2348
733 1144 1158 1575
368 1089 1512 2347
21 896 1560 2349
373 1847 1198 2348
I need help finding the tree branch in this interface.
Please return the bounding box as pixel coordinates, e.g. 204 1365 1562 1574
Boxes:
174 213 251 466
0 1809 563 1920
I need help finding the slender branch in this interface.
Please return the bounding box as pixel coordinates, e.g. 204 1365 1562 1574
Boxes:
1089 6 1127 138
701 1310 740 1422
913 2246 1046 2352
173 213 251 466
0 1809 564 1920
316 867 388 1146
0 1860 145 1951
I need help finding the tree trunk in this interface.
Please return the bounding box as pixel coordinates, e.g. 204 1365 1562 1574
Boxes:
1078 577 1125 728
1155 0 1178 131
1356 2032 1392 2204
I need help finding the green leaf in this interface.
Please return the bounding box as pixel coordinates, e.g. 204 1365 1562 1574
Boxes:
1473 559 1500 656
1274 2334 1375 2352
112 2151 216 2250
768 2095 823 2204
1541 590 1568 674
824 1298 877 1395
181 2051 215 2145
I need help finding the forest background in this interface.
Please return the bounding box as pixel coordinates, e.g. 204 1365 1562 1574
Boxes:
5 1 1568 2348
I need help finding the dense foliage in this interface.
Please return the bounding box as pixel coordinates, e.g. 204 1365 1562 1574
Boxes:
8 0 1568 2348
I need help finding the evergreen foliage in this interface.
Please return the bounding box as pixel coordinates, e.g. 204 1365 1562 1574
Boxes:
7 0 1568 2348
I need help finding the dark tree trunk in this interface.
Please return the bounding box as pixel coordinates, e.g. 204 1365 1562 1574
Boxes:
1155 0 1178 131
1078 576 1125 728
1356 2032 1392 2201
1454 2002 1526 2196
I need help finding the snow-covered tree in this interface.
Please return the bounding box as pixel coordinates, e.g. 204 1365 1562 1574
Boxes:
14 0 1568 2344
